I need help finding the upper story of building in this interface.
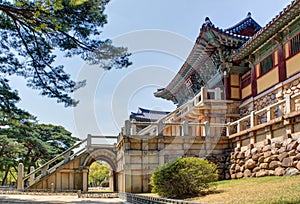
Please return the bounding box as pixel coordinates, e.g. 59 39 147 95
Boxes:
154 0 300 119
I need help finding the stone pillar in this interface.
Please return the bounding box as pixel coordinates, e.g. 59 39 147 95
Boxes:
29 166 35 186
109 170 114 192
69 172 74 190
124 168 132 192
56 172 61 191
17 163 24 191
82 169 89 192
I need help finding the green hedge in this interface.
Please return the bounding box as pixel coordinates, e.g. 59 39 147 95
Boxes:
150 157 218 198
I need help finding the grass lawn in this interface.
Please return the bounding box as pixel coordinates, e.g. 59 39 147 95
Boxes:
187 175 300 204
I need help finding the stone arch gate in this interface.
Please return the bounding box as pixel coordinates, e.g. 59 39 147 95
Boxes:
17 135 119 192
18 119 230 193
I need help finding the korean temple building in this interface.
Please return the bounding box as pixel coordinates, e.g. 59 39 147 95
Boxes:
117 0 300 192
20 0 300 194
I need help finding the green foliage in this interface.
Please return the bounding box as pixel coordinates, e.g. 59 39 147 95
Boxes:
150 157 218 198
89 161 110 187
0 80 79 185
0 0 131 106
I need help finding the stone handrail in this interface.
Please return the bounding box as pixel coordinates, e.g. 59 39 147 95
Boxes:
23 138 88 182
124 87 224 136
119 193 200 204
228 92 300 135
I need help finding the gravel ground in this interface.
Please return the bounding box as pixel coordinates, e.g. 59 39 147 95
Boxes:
0 194 127 204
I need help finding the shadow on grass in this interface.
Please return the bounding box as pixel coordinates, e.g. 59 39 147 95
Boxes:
172 189 225 200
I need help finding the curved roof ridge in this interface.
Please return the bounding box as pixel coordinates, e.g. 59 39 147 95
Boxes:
225 12 261 34
232 0 300 61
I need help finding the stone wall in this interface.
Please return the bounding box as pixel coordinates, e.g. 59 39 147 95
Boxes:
230 136 300 179
240 74 300 118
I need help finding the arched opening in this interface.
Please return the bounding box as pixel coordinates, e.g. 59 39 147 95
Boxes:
88 160 111 191
81 149 118 192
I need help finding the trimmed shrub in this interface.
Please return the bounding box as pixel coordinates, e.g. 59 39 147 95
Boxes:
150 157 218 198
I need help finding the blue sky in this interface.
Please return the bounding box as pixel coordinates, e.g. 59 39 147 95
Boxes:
10 0 292 139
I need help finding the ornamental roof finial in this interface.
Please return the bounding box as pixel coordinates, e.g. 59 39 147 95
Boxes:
205 17 211 25
247 12 252 18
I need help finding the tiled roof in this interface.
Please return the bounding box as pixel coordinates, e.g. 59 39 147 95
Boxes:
130 107 170 122
232 0 300 61
154 14 260 101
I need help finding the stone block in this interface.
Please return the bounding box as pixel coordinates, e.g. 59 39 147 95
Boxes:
264 151 272 158
259 163 269 169
285 167 300 176
287 141 298 151
271 142 281 149
288 149 297 156
282 157 293 167
271 149 279 155
268 170 275 176
278 152 288 162
274 167 285 176
244 169 252 178
282 138 293 147
262 145 271 152
297 144 300 152
236 172 244 179
245 159 256 169
251 148 258 155
294 153 300 161
256 170 267 177
237 152 245 159
231 174 236 179
253 167 261 173
252 154 260 161
235 165 241 172
269 161 281 170
297 162 300 171
258 156 265 163
278 146 286 154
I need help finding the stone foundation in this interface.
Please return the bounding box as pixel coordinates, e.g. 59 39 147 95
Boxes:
230 136 300 179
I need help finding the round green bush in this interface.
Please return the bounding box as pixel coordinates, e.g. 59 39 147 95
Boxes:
150 157 218 198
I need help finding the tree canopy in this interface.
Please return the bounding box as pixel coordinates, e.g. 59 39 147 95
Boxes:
0 79 79 185
0 0 131 106
89 161 110 187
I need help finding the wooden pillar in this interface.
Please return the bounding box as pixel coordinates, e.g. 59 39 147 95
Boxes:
224 71 231 100
278 44 287 82
250 57 257 97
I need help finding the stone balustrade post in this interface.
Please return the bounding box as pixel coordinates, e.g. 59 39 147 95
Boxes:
203 122 210 137
125 120 131 136
29 166 35 186
226 122 231 136
200 87 207 102
17 163 24 191
250 111 256 128
285 94 293 113
87 134 92 147
215 87 221 100
157 120 164 136
131 119 137 135
182 121 189 136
